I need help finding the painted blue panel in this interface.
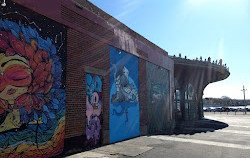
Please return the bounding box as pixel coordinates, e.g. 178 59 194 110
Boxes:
109 46 140 143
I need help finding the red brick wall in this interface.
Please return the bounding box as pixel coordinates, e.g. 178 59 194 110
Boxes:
61 6 114 42
65 28 110 141
10 0 175 152
14 0 175 145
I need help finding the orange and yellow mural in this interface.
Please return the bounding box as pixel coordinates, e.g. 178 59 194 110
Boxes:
0 1 66 157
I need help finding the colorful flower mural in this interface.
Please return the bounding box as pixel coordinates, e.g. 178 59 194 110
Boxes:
0 2 66 157
86 74 102 147
109 46 139 143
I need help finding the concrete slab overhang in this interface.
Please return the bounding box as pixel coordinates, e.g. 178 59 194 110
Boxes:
171 56 230 120
172 57 230 89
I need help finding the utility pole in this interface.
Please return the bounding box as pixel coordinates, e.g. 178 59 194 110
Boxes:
241 85 247 114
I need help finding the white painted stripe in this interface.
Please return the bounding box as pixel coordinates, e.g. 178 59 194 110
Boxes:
229 125 250 128
149 135 250 150
217 129 250 135
182 128 250 135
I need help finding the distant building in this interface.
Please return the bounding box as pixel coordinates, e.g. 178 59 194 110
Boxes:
203 98 250 106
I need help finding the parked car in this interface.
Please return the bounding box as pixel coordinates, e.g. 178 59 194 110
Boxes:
215 107 223 112
203 107 212 112
229 108 237 112
221 107 230 112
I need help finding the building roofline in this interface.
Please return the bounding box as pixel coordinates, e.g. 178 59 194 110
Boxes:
72 0 168 56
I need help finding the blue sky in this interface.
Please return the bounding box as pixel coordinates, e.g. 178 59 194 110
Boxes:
89 0 250 99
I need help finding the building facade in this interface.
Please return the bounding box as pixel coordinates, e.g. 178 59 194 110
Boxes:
0 0 229 157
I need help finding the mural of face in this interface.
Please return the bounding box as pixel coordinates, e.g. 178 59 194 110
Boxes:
0 53 32 104
0 29 56 133
0 2 66 156
0 53 32 132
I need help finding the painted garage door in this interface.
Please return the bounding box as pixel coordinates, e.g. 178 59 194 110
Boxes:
86 73 103 147
109 46 139 143
146 62 170 134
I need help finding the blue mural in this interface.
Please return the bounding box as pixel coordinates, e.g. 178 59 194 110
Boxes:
109 46 139 143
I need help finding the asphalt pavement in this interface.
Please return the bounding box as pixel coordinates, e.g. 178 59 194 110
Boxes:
66 112 250 158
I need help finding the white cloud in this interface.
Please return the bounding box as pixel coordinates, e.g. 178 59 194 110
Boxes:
115 0 143 19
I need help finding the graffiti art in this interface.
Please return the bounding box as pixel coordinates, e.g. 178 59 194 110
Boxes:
146 62 170 134
109 46 139 143
111 64 138 103
151 83 168 104
86 73 102 147
0 1 66 157
187 83 195 100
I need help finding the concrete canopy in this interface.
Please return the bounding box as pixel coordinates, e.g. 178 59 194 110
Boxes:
172 56 230 120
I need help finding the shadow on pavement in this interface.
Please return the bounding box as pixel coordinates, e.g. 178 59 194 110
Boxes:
170 118 229 135
54 118 229 157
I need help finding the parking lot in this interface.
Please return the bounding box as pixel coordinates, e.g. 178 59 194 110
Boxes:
205 111 250 116
67 112 250 158
204 106 250 113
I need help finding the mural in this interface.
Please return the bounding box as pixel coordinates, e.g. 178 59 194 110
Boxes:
185 83 197 120
146 62 170 134
151 83 168 105
109 46 139 143
86 73 102 147
111 65 138 103
0 1 66 157
187 83 195 100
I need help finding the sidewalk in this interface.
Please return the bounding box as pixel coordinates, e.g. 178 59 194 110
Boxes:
65 118 229 158
66 136 154 158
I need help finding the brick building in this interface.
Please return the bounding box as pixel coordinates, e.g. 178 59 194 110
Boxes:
0 0 229 157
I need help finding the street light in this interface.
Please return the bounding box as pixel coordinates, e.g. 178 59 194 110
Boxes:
1 0 6 7
241 85 247 115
